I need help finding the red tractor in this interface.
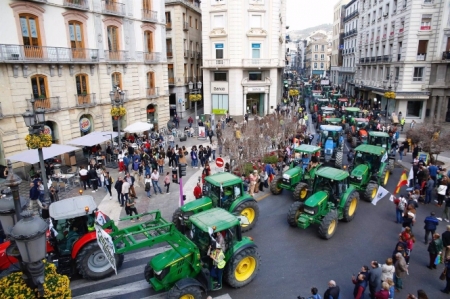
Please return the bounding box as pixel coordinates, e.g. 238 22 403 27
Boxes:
0 196 123 280
346 118 369 148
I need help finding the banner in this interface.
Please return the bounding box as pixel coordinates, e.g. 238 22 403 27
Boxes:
372 186 390 206
394 170 408 194
198 126 206 139
95 224 117 275
408 167 414 187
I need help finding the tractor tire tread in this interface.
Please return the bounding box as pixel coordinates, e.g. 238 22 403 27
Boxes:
224 247 261 289
287 201 304 227
293 183 309 201
233 200 259 232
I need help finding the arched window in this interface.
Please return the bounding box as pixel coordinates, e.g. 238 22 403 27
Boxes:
107 25 119 51
69 20 85 59
19 14 42 58
31 75 49 109
111 72 122 89
144 30 153 53
147 72 155 96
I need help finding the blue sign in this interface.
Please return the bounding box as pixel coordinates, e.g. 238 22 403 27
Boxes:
215 43 224 49
178 98 183 104
251 43 261 49
339 45 344 49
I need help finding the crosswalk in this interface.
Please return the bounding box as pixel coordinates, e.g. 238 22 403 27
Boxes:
70 246 232 299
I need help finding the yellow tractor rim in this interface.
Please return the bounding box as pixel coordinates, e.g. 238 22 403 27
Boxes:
241 208 255 225
276 179 282 192
371 187 377 199
328 219 336 235
300 188 308 199
348 198 357 216
180 295 195 299
384 171 390 185
235 256 256 281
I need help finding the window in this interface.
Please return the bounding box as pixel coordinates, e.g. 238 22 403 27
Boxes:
168 64 174 84
214 72 227 81
107 25 119 51
314 62 317 68
249 72 262 80
166 39 173 57
68 21 84 49
212 95 229 114
189 16 192 27
213 15 224 28
385 67 390 80
314 45 318 51
165 12 171 27
195 18 198 29
394 67 400 80
215 43 224 59
143 0 152 11
407 101 423 117
111 72 122 89
75 74 89 94
251 43 261 58
144 30 153 52
413 67 424 81
320 63 324 69
250 15 262 28
417 40 428 60
20 14 42 58
320 54 324 60
147 72 155 95
31 75 48 98
314 54 318 60
420 15 432 30
321 45 325 51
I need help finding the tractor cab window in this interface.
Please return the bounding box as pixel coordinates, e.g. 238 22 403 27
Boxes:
204 182 221 206
190 226 211 255
355 152 364 165
336 180 347 197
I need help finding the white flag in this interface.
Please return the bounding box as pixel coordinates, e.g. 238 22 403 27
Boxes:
408 167 414 187
389 195 394 202
372 186 390 206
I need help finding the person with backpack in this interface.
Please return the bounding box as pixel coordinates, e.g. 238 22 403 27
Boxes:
394 196 407 224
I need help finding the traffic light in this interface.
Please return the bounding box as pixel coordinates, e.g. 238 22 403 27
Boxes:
172 167 178 183
178 163 187 177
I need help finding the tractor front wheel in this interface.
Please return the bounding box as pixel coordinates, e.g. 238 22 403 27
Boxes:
144 263 154 282
167 284 202 299
224 247 260 288
76 242 119 280
381 169 390 186
318 211 338 240
343 191 359 222
287 201 305 227
364 183 379 202
233 201 259 232
172 207 184 232
270 175 283 195
293 183 309 201
351 136 357 148
388 159 395 173
335 151 343 169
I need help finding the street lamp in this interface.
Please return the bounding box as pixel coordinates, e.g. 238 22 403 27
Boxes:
383 73 399 124
188 81 202 131
110 85 125 151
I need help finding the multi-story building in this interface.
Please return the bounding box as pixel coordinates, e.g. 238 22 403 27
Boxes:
297 39 307 76
201 0 286 118
165 0 202 118
305 31 330 77
356 0 439 122
341 0 359 96
331 0 350 87
286 41 298 73
0 0 169 166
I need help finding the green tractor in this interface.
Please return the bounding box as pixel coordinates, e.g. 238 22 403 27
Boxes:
368 131 395 172
349 144 391 202
270 144 322 201
106 208 261 298
287 167 359 239
173 173 259 232
341 107 361 131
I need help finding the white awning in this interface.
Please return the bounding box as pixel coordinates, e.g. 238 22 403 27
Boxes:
123 121 153 133
66 131 119 147
7 144 80 164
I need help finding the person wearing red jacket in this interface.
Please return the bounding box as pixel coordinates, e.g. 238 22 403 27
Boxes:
193 182 202 199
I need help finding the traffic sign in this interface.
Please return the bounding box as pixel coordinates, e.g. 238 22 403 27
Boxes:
215 157 224 168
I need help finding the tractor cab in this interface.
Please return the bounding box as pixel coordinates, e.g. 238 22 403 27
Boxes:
330 93 342 104
291 144 321 174
319 125 344 165
321 106 335 117
338 98 348 108
342 107 361 126
368 131 391 150
323 117 341 125
201 173 244 211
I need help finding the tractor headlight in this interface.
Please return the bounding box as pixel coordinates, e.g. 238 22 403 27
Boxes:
304 208 315 215
357 176 362 180
283 174 291 180
350 175 355 178
154 270 162 275
183 215 190 220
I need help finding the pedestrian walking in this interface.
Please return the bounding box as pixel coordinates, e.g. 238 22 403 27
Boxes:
374 282 389 299
424 212 439 244
104 172 113 199
114 176 123 203
88 166 98 192
393 252 407 292
125 172 137 198
424 176 434 204
303 287 322 299
158 156 164 174
323 280 340 299
427 233 443 269
442 225 450 262
437 182 448 207
144 174 152 198
193 182 202 199
369 261 382 299
151 169 163 194
394 196 407 224
121 179 130 207
126 196 140 222
352 272 368 299
79 166 91 190
164 172 170 194
380 258 395 282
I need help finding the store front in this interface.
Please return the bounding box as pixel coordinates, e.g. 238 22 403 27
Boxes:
246 93 264 116
44 121 60 144
211 81 229 115
79 114 94 136
146 104 158 130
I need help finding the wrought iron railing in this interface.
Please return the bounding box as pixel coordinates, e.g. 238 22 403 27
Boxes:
104 50 128 62
75 93 96 108
142 9 158 22
63 0 89 10
31 97 60 112
101 0 125 16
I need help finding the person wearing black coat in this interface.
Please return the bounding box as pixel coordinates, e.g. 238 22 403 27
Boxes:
323 280 340 299
88 167 98 192
114 177 123 204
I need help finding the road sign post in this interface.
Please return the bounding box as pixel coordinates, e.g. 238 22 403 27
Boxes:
215 157 224 172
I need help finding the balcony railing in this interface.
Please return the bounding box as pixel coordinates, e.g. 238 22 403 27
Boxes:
397 54 402 61
101 0 125 16
205 59 230 67
341 67 355 72
146 87 159 99
417 54 426 61
382 55 392 62
442 51 450 60
104 50 128 62
343 10 359 22
143 52 161 63
184 50 189 58
32 97 60 112
370 57 376 63
183 22 189 31
359 58 365 63
167 48 173 58
75 93 96 108
166 22 172 30
168 77 175 85
376 56 382 62
242 59 272 67
63 0 89 10
190 51 195 58
142 9 158 22
196 52 201 59
0 44 99 63
420 25 431 31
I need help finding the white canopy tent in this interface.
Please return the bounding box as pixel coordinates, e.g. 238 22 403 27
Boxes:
7 144 79 164
66 131 119 147
123 121 153 133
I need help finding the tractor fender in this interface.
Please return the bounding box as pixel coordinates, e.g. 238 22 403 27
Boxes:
338 186 358 210
173 277 206 293
229 196 257 213
229 243 258 262
180 197 213 214
71 231 98 259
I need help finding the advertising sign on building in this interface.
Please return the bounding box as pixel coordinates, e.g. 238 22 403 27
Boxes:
80 117 91 132
43 125 52 136
211 82 229 94
95 224 117 275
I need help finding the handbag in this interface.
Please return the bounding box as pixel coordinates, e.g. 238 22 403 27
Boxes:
440 268 447 281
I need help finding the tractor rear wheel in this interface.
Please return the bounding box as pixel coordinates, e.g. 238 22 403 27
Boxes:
380 168 390 186
172 207 184 231
76 242 119 280
224 247 260 288
270 175 283 195
287 201 305 227
335 151 343 169
144 263 154 282
351 136 357 148
293 183 309 201
167 284 202 299
318 211 338 240
233 200 259 232
388 159 395 173
343 191 359 222
364 183 379 202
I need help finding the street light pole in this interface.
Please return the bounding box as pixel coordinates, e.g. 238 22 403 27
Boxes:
188 81 202 132
110 86 125 151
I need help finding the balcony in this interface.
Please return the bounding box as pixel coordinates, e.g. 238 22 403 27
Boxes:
101 1 125 16
184 50 189 58
143 52 161 64
183 22 189 31
168 77 175 85
167 48 173 58
146 87 159 99
442 51 450 60
75 93 96 108
205 59 230 67
397 54 402 61
370 57 376 63
190 50 195 58
104 50 128 62
341 67 355 72
417 54 426 61
359 58 365 63
32 97 60 112
242 59 272 67
420 25 431 31
343 10 359 22
376 56 382 63
399 28 404 34
382 55 392 62
63 0 89 10
0 44 99 63
389 32 394 39
196 52 201 59
382 34 386 40
166 22 172 30
142 9 158 22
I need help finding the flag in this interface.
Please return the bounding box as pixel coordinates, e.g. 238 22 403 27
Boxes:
407 167 414 187
394 170 408 195
389 195 395 202
372 186 390 206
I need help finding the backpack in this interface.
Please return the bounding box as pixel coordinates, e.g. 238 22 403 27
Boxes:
398 199 405 211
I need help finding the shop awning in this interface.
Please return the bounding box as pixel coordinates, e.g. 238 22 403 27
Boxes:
123 121 153 133
66 131 119 147
7 144 79 164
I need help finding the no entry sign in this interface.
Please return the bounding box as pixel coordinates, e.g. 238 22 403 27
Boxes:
215 157 224 168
